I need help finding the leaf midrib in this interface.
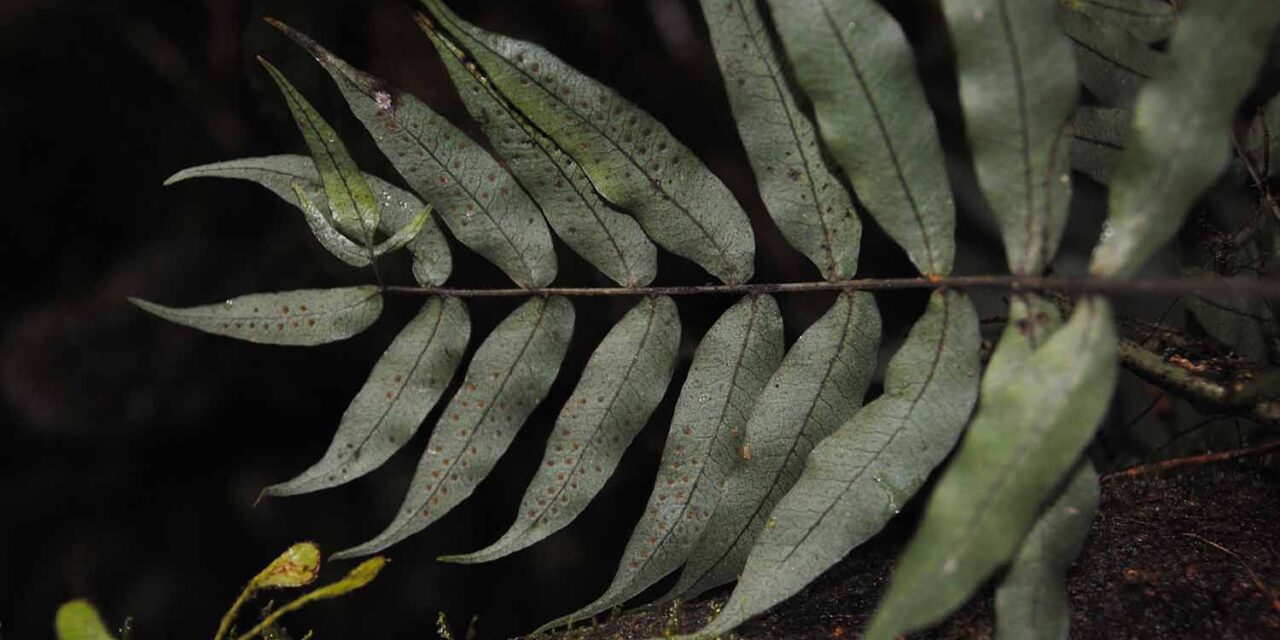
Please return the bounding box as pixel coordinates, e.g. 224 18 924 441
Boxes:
383 297 553 542
818 0 937 274
728 0 840 279
431 9 738 279
680 292 858 595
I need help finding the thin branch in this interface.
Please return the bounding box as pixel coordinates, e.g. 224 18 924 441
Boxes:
1181 532 1280 614
383 274 1280 299
1103 438 1280 480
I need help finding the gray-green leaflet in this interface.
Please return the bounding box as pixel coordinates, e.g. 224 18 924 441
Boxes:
130 0 1276 637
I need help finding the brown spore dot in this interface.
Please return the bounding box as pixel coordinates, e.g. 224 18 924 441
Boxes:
281 306 289 313
385 391 394 400
299 305 308 312
451 414 460 421
682 426 692 435
394 374 403 383
307 319 316 326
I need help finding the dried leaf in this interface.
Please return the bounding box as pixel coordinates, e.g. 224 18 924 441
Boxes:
419 1 755 284
1091 0 1280 277
130 286 382 346
266 297 469 496
442 296 681 563
765 0 953 276
945 0 1079 274
668 291 881 601
334 296 575 558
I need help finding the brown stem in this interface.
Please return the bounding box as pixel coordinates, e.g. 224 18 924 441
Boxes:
383 275 1280 299
1103 438 1280 480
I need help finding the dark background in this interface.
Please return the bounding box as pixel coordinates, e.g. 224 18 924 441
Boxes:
0 1 1228 638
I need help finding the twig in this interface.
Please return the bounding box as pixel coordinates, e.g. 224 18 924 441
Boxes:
383 275 1280 299
1104 438 1280 480
1181 532 1280 614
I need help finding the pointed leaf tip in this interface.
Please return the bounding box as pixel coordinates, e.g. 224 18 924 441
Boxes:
130 287 382 346
265 297 469 496
161 155 452 285
442 296 681 563
689 290 980 637
538 295 785 628
336 297 575 558
273 23 557 288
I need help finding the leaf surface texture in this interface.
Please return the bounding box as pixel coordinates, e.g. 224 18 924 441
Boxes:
334 296 574 558
443 296 681 563
130 286 382 346
266 297 470 496
1090 0 1280 277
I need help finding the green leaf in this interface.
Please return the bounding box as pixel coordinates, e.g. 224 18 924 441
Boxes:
258 57 379 243
1071 106 1129 185
764 0 953 277
1064 0 1177 45
1060 7 1163 108
165 155 453 286
265 297 469 496
333 297 575 559
945 0 1079 275
699 0 861 281
55 600 117 640
865 296 1118 640
1091 0 1280 277
130 286 382 346
418 17 657 288
289 183 377 267
995 460 1099 640
442 296 681 563
538 295 785 631
668 291 881 601
682 290 980 639
268 20 557 289
418 2 755 285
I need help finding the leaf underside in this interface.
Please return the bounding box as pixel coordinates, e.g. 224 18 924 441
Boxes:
686 289 980 638
419 0 756 285
420 18 658 288
165 155 452 286
866 295 1117 639
266 297 470 496
1066 0 1177 45
766 0 953 277
443 296 682 564
1060 7 1164 109
334 296 575 558
539 294 785 631
946 0 1079 275
1090 0 1280 277
130 286 382 346
667 291 882 602
994 460 1100 640
270 20 558 289
701 0 861 282
1071 106 1129 185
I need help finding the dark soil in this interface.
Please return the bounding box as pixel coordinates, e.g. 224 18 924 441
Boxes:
531 454 1280 640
